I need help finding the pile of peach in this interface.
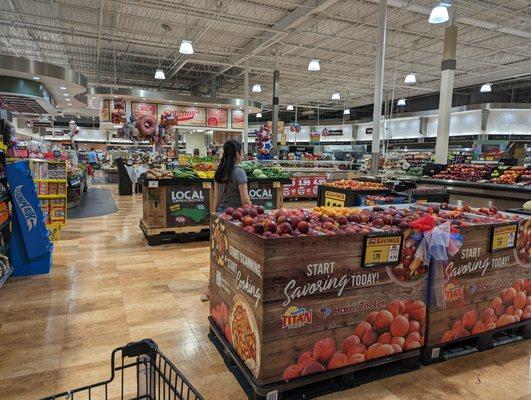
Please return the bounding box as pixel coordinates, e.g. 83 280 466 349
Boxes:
324 179 385 190
441 279 531 343
282 300 426 380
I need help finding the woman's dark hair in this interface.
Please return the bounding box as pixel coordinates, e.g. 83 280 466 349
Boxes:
215 139 242 183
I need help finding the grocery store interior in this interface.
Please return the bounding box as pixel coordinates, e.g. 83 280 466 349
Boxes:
0 1 530 399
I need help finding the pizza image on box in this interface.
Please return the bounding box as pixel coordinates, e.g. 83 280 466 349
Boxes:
230 294 261 376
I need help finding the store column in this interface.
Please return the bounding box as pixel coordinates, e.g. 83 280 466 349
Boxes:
271 50 280 156
434 25 458 164
371 0 387 175
243 61 249 155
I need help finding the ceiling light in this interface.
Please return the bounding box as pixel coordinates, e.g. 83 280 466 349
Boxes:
428 3 450 24
256 112 262 118
169 100 173 103
404 73 416 84
63 93 69 96
343 109 350 115
286 104 294 111
308 59 320 71
179 39 194 54
66 98 71 101
60 86 67 90
331 92 340 100
32 76 40 80
92 97 95 100
397 98 406 106
480 83 492 92
142 98 146 100
67 103 72 106
252 84 262 93
154 68 166 80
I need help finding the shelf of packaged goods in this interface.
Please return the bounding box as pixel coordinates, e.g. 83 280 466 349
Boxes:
38 194 67 199
34 179 68 183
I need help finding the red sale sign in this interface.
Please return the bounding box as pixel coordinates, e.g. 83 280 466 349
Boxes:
283 175 327 198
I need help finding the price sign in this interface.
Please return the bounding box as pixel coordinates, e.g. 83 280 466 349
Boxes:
324 190 346 207
490 222 517 252
202 182 212 189
362 234 403 268
148 180 159 188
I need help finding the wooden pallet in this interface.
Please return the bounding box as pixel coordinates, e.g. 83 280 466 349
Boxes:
139 219 209 246
208 318 421 400
422 319 531 365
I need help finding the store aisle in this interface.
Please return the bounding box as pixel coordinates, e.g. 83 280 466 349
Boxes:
0 187 529 400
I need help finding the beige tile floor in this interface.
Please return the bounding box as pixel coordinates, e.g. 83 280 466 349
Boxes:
0 184 529 399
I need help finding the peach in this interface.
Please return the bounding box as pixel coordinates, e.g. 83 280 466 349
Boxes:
494 303 506 317
340 335 360 355
403 300 413 314
374 310 394 332
525 280 531 293
505 305 515 315
391 336 405 349
346 344 366 357
514 309 523 319
471 321 485 335
362 329 379 347
441 330 455 343
405 332 421 345
408 320 420 334
452 320 463 331
485 315 498 324
391 343 403 353
501 287 517 306
390 315 409 337
282 364 302 380
525 305 531 314
405 341 421 350
453 328 470 339
366 311 378 326
527 296 531 306
496 315 514 328
409 301 426 322
365 343 381 360
313 338 335 363
347 353 366 365
481 307 495 323
513 291 526 309
301 360 326 376
374 344 394 358
297 351 315 369
512 279 525 292
462 309 477 330
514 314 521 322
491 296 502 310
354 321 372 339
524 312 531 320
387 300 405 317
377 332 393 344
485 322 497 330
327 352 348 370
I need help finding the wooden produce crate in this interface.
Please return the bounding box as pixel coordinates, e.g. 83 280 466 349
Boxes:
209 213 426 388
317 185 391 208
422 214 531 364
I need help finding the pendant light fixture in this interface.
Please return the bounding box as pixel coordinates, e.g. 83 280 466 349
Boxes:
179 3 194 54
397 98 406 106
286 104 294 111
308 59 320 71
404 44 417 84
331 92 340 100
154 68 166 80
256 112 262 118
252 83 262 93
343 108 350 115
480 83 492 92
429 2 451 24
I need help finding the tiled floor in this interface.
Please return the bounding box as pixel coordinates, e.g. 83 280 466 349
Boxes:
0 184 529 400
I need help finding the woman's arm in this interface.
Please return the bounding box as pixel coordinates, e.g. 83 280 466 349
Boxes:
239 183 252 205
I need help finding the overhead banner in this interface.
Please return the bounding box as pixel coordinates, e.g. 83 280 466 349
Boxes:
132 102 157 120
100 99 110 122
231 109 244 129
110 98 126 124
207 108 228 128
159 104 180 127
177 106 206 126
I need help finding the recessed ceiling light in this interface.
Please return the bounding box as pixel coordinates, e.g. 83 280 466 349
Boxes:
60 86 67 90
32 76 40 80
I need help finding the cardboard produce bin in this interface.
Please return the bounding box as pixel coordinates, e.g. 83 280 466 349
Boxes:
209 213 427 386
423 212 531 363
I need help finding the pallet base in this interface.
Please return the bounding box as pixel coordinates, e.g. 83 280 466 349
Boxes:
208 318 421 400
422 319 531 365
140 219 209 246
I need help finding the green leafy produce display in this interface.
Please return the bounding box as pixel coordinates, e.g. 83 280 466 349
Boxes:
240 161 291 179
172 167 199 179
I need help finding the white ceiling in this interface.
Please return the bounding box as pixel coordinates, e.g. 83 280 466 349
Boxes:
0 0 529 110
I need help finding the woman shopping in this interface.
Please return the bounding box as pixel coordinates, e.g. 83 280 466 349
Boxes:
201 139 251 301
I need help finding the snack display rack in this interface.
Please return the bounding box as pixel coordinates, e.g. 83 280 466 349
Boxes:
29 159 67 240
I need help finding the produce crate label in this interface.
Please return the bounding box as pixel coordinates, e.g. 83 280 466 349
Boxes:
148 180 158 188
490 223 517 252
166 186 209 227
324 190 346 207
202 182 212 189
362 234 402 267
249 186 277 211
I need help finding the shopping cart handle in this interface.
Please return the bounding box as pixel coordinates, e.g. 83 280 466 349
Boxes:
122 338 158 358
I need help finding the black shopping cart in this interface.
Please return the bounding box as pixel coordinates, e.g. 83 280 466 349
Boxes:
41 339 203 400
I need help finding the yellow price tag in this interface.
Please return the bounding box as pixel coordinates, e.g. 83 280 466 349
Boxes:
491 224 517 252
363 235 402 267
203 182 212 189
273 181 281 188
324 190 346 207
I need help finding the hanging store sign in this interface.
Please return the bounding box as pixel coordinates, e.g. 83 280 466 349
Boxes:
111 98 126 124
365 128 373 134
131 102 157 121
100 99 110 122
207 108 228 128
177 106 206 126
159 104 180 127
231 109 244 129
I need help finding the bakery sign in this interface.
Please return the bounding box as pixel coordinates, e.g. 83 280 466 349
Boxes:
320 127 343 137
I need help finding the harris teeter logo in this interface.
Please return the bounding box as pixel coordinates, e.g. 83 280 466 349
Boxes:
14 185 37 231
